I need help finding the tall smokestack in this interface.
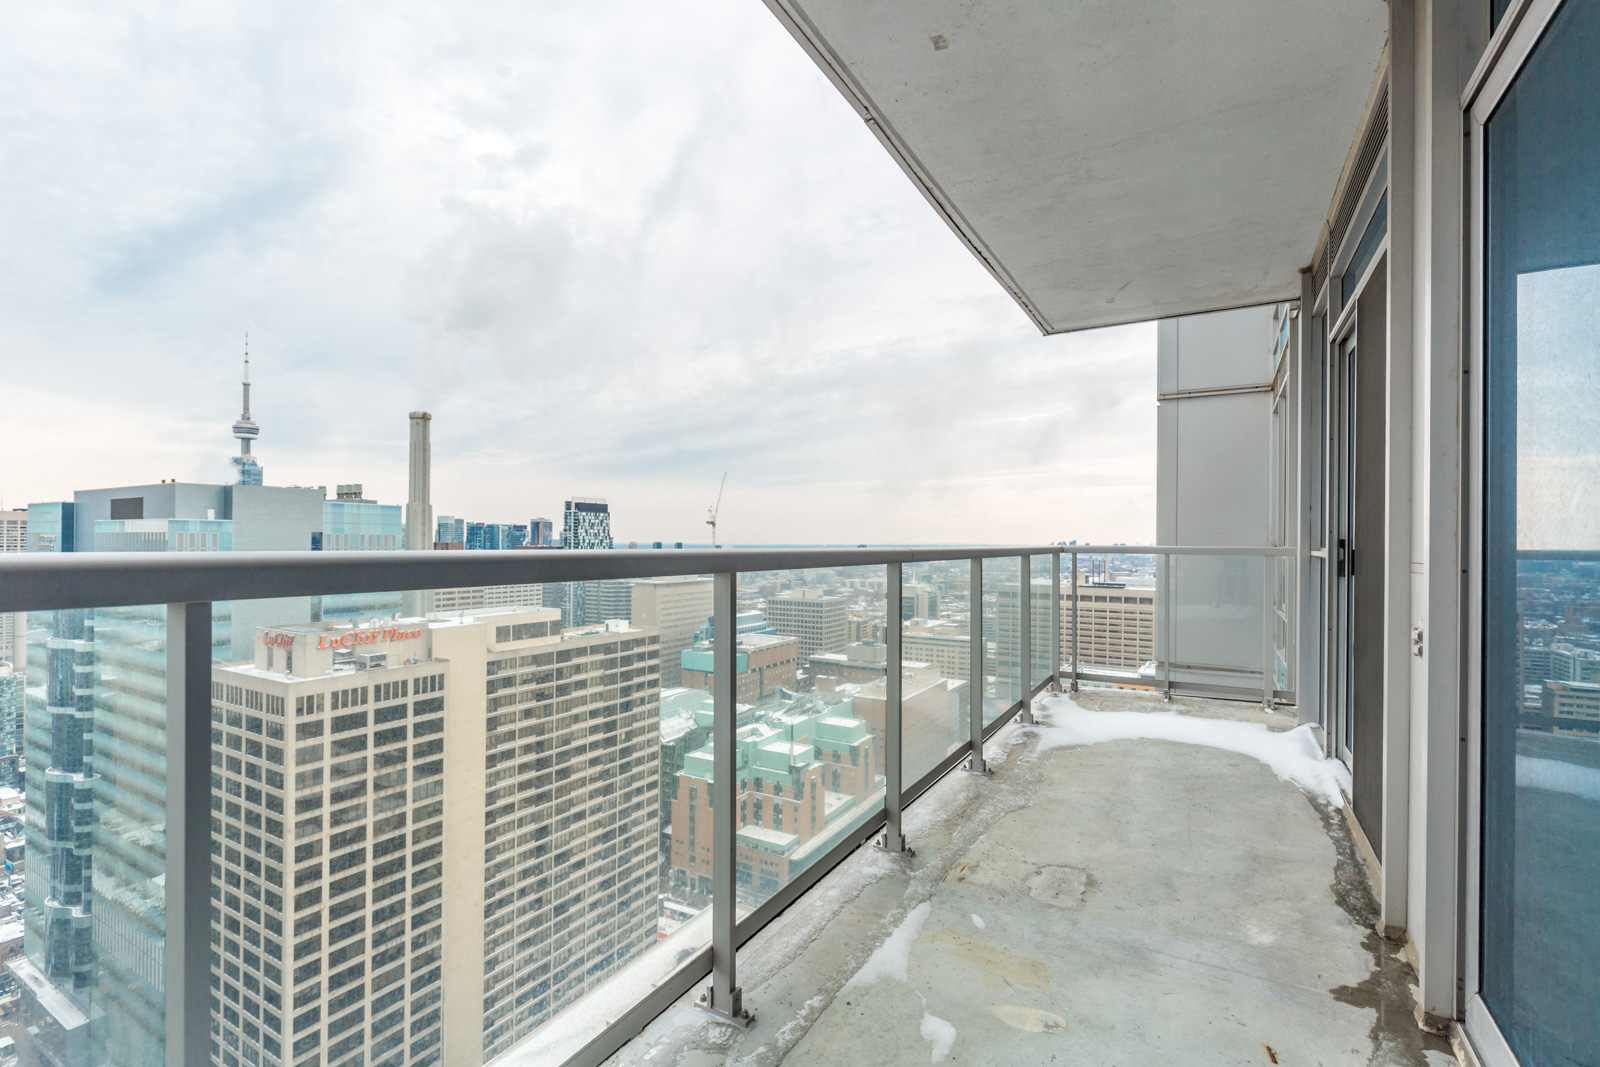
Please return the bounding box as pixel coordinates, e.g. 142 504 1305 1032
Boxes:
404 412 434 617
406 412 432 550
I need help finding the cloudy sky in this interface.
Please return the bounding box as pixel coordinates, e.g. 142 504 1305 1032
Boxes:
0 0 1155 546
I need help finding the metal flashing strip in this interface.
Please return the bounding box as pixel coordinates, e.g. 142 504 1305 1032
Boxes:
1157 382 1276 401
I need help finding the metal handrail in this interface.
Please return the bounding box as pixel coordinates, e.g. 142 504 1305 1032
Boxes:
0 544 1295 613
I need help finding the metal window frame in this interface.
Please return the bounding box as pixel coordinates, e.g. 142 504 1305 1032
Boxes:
1459 0 1570 1062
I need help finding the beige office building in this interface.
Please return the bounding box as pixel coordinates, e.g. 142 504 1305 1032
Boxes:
765 590 848 660
211 606 661 1067
902 622 970 681
630 576 713 687
1064 577 1156 673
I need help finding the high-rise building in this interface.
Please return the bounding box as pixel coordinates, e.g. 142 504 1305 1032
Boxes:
902 622 970 681
433 516 464 546
232 340 263 486
764 590 848 661
850 669 967 780
433 610 661 1064
0 662 21 789
25 502 73 553
528 518 554 547
210 620 450 1067
900 583 939 621
323 485 403 552
996 578 1055 702
0 509 24 664
630 577 714 687
13 480 328 1067
1063 576 1156 674
207 605 664 1067
561 498 611 550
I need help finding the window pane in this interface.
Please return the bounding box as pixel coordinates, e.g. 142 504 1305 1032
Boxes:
1482 3 1600 1062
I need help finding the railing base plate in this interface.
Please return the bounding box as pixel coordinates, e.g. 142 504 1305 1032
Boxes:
697 988 755 1029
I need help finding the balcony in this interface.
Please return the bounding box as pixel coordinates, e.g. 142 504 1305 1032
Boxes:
0 543 1440 1067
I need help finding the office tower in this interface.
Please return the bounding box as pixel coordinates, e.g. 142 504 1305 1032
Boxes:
555 577 632 630
630 577 714 686
995 578 1055 702
764 590 848 660
901 623 970 681
528 518 554 547
0 509 23 664
25 502 73 553
502 525 529 550
210 620 450 1067
561 498 611 550
680 634 799 704
1063 575 1156 673
431 610 661 1064
900 583 939 621
323 486 404 552
433 517 464 546
12 481 326 1067
233 341 264 486
0 662 20 788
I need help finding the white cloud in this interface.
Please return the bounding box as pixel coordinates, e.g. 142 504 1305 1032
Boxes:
0 0 1154 543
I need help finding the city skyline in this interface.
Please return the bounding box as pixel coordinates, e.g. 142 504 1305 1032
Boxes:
0 0 1156 547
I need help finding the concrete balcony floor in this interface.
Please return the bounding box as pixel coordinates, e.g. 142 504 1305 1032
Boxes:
605 689 1456 1067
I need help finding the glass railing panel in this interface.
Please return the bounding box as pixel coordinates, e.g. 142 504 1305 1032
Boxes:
984 557 1022 723
1029 553 1054 690
1168 554 1268 695
1069 552 1159 690
735 565 885 910
18 604 170 1067
902 561 973 780
1272 554 1297 696
219 582 696 1067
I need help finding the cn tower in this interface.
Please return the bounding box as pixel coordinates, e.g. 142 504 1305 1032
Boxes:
231 334 263 485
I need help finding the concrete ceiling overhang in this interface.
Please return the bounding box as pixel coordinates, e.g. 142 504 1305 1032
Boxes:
760 0 1389 334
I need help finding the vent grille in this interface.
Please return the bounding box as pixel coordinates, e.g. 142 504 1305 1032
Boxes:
1329 83 1390 265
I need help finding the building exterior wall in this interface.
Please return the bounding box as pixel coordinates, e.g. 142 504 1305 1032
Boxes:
901 625 969 681
1063 577 1156 673
681 635 799 705
630 577 714 687
764 592 847 661
1156 306 1276 548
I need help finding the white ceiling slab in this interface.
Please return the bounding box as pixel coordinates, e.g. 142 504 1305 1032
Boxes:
760 0 1388 333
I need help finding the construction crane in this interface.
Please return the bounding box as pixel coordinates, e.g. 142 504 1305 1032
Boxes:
706 473 727 549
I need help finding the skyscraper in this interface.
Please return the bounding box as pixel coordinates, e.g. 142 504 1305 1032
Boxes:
561 498 611 549
528 518 554 547
0 509 24 664
233 338 263 487
764 590 849 660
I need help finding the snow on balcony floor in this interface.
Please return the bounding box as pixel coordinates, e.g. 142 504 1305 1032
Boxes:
602 689 1455 1067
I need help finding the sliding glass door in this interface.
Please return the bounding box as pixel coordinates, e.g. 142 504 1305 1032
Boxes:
1478 1 1600 1063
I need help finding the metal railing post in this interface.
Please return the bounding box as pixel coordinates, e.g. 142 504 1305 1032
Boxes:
166 602 213 1067
965 558 990 774
1162 553 1173 702
700 570 753 1026
877 563 908 852
1262 554 1276 710
1051 550 1063 692
1018 555 1034 724
1069 551 1079 692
